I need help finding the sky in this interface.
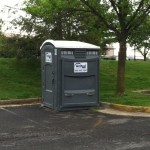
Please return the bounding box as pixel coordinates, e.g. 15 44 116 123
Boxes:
0 0 23 7
0 0 25 34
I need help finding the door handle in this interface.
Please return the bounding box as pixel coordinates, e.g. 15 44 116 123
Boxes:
52 79 54 84
65 93 74 97
86 92 94 96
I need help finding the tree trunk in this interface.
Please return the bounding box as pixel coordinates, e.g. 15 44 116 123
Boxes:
116 39 127 95
144 52 147 61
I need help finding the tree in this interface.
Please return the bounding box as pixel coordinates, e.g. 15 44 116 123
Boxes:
16 0 117 44
11 0 111 58
80 0 150 94
0 19 2 33
129 18 150 61
13 0 92 40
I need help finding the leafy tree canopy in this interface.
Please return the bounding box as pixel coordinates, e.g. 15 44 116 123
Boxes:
12 0 114 46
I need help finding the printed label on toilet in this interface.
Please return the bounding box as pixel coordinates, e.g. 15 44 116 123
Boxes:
74 62 87 73
45 52 52 63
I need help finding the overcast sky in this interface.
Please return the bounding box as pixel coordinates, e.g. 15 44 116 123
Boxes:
0 0 23 7
0 0 25 34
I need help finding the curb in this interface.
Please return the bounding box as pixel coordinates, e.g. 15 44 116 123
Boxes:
101 102 150 113
0 99 150 114
0 98 41 106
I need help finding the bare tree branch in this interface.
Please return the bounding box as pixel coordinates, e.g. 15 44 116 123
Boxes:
108 0 120 18
109 0 127 32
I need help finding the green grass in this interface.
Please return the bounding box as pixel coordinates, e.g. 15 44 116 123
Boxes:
100 60 150 106
0 58 41 100
0 58 150 106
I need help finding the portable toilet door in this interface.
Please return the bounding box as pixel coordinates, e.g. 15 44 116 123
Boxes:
41 45 55 108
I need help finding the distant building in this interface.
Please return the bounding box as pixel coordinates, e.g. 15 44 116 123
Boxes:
105 44 115 56
3 32 20 38
102 43 150 60
112 43 150 60
101 44 116 60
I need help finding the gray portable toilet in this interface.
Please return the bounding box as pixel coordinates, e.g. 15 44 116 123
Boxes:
40 40 100 111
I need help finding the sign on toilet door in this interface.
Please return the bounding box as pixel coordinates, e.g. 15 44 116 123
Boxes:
45 52 52 63
74 62 88 73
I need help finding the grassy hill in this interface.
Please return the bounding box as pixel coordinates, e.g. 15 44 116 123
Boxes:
0 58 150 106
0 58 41 100
100 60 150 106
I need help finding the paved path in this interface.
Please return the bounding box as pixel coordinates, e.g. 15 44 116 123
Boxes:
0 105 150 150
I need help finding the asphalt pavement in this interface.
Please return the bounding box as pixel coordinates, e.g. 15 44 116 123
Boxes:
0 105 150 150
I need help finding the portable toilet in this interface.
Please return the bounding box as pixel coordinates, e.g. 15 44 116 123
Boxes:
40 40 100 111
